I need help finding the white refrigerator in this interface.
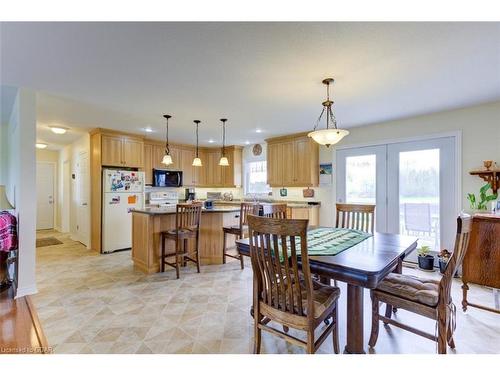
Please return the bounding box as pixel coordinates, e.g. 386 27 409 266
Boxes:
102 169 145 253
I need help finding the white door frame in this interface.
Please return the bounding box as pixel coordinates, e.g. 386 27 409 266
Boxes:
336 145 388 233
386 136 457 251
36 161 57 230
335 131 462 219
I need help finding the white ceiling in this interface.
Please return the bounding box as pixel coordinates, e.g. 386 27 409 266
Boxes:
1 22 499 147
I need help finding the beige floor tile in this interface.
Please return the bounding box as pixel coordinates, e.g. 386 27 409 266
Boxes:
34 229 500 354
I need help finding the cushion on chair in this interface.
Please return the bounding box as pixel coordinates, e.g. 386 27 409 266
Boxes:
304 279 341 318
269 277 340 318
375 273 440 307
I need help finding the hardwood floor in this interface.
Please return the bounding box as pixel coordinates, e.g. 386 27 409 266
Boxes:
0 285 50 354
31 230 500 354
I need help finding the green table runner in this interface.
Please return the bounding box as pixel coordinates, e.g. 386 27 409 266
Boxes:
272 228 372 260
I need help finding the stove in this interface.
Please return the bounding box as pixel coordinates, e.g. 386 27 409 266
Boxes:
149 191 179 208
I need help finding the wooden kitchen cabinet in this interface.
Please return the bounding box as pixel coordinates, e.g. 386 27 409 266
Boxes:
221 146 243 187
286 205 320 226
123 138 144 168
266 133 319 187
101 135 124 166
267 143 283 186
101 134 144 168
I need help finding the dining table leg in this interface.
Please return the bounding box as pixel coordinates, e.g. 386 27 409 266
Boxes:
344 284 366 354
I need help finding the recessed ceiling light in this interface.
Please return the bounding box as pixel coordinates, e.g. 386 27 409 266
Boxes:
36 143 48 149
143 127 154 133
50 126 68 134
245 141 250 145
208 139 215 143
255 129 262 133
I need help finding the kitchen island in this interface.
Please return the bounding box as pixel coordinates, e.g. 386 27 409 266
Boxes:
131 206 241 274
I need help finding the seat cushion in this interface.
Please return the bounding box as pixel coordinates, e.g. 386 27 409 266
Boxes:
305 279 341 318
268 277 340 319
375 273 440 307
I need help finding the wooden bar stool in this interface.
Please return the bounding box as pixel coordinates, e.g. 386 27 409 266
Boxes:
160 203 202 279
222 202 259 269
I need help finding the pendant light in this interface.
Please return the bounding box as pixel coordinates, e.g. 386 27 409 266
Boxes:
161 114 173 165
192 120 202 167
308 78 349 147
218 118 229 166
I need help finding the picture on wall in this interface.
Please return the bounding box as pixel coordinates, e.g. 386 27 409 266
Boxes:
319 163 333 185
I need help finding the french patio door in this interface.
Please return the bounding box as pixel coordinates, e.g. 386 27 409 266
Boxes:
337 136 457 253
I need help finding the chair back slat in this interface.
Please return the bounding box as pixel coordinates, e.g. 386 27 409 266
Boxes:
248 215 312 318
262 204 287 219
336 203 375 234
240 202 260 227
176 203 202 232
438 215 472 304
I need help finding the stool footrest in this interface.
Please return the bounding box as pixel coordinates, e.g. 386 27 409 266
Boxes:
224 252 242 261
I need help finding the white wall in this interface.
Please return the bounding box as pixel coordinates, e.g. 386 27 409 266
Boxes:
242 101 500 226
2 88 37 298
330 100 500 211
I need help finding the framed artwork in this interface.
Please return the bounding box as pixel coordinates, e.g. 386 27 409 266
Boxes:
319 163 333 185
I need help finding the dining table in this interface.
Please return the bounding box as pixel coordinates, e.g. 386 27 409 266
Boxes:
235 227 418 354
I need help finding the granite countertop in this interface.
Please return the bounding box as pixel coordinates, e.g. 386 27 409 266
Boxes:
132 205 241 215
213 200 320 208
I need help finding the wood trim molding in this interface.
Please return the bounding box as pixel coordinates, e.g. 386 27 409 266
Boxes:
265 131 311 143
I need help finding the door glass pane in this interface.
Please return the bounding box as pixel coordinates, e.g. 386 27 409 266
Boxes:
346 154 376 204
399 149 440 251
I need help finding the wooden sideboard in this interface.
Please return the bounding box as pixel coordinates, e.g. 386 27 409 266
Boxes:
462 214 500 314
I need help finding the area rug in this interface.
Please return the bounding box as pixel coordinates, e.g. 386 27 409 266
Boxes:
36 237 63 248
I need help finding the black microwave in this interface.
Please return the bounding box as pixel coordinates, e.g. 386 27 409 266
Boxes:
153 169 183 187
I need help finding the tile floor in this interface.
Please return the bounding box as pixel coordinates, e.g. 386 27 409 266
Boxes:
33 230 500 354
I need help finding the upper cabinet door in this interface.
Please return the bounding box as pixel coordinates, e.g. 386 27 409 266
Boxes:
101 135 124 166
293 137 312 185
181 148 196 186
282 141 295 186
267 143 283 187
123 138 144 168
205 150 223 186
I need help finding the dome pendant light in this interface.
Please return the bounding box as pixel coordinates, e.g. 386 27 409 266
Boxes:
192 120 202 167
219 118 229 166
161 114 173 166
307 78 349 147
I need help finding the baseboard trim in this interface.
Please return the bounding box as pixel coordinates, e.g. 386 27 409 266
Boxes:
15 284 38 298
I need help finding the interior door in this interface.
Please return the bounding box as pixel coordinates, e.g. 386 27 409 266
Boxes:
336 145 387 232
76 151 90 247
36 162 55 230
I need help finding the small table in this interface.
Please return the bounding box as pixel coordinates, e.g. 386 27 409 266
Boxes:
236 229 417 354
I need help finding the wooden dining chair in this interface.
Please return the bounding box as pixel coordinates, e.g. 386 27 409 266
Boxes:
222 202 260 269
248 215 341 354
368 215 472 354
262 203 287 219
335 203 376 233
160 203 202 279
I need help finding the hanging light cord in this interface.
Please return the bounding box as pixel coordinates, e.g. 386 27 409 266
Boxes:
164 115 171 155
195 121 200 158
221 120 226 157
312 81 338 132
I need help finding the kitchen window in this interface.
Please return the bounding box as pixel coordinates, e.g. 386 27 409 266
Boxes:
245 161 271 195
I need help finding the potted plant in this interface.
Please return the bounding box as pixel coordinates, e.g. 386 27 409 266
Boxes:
466 183 498 212
437 249 451 274
417 245 434 271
